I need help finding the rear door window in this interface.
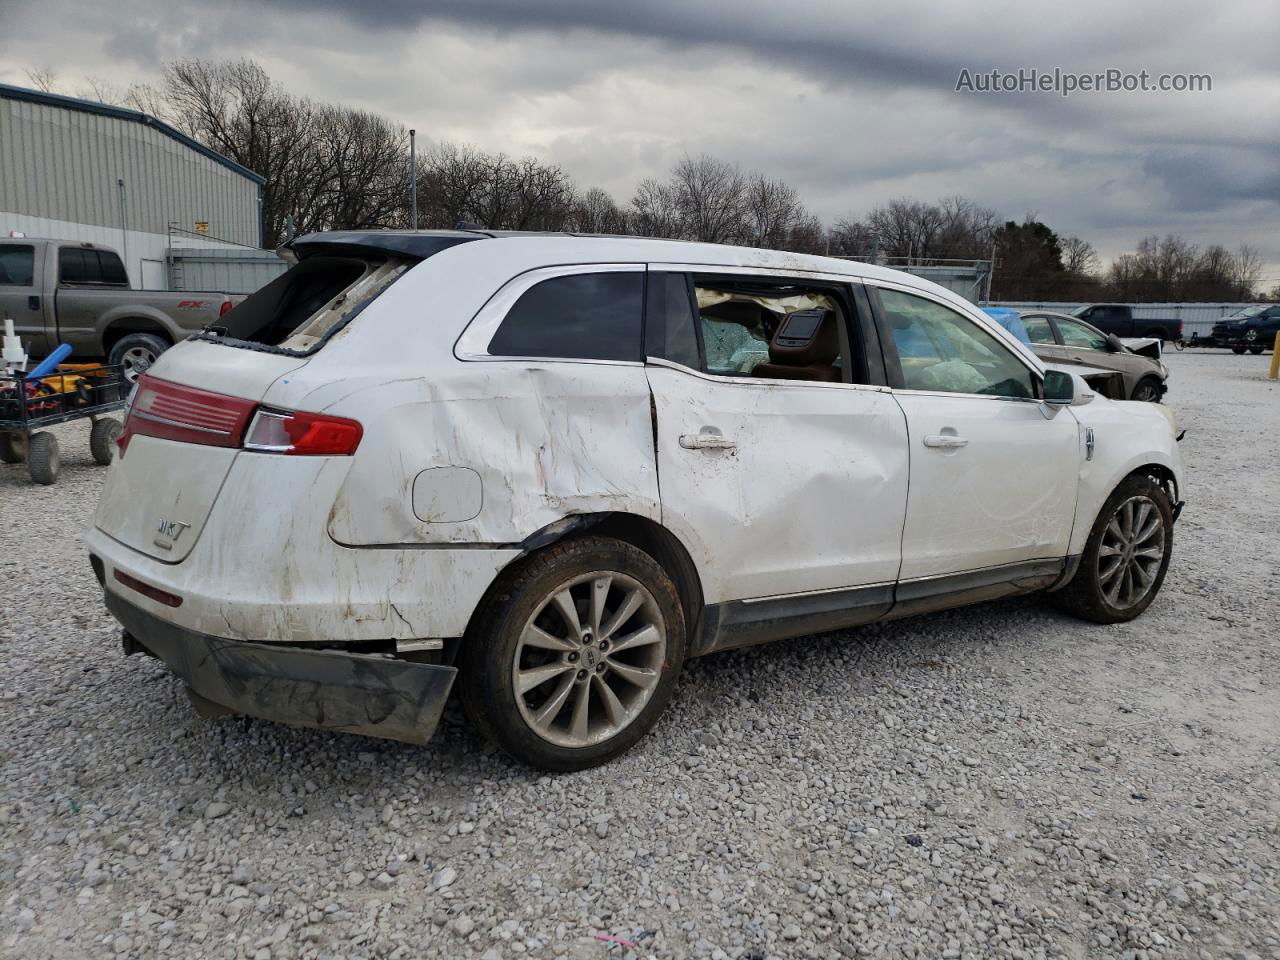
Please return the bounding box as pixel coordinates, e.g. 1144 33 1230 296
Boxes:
0 245 34 286
488 271 643 362
1022 316 1057 344
59 248 99 284
1056 318 1109 351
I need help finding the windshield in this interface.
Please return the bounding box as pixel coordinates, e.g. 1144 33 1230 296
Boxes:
1224 305 1265 320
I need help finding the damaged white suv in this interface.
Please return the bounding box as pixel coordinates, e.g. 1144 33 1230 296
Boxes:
89 231 1184 770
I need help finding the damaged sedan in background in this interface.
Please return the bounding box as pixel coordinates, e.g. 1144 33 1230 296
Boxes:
87 230 1185 771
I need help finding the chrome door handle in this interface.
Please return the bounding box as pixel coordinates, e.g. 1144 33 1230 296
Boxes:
680 432 736 451
923 434 968 449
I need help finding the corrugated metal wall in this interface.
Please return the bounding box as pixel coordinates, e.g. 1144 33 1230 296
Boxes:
168 247 288 294
0 96 260 246
991 302 1258 337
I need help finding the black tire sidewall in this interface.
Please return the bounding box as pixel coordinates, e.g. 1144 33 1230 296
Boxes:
460 537 687 772
1058 476 1173 623
90 418 122 465
0 431 27 464
28 432 60 485
108 334 169 376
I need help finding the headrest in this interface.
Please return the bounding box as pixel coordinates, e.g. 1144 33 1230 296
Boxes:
701 299 767 330
768 309 839 365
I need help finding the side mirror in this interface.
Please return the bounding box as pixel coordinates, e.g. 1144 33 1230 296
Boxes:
1105 334 1125 352
1043 369 1075 405
1042 369 1095 411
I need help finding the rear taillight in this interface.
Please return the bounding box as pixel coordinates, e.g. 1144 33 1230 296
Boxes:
117 375 362 457
244 408 363 456
219 300 234 318
118 375 257 456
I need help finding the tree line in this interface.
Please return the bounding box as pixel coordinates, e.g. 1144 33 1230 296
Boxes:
28 60 1271 302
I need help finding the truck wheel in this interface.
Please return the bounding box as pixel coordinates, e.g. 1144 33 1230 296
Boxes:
1143 328 1168 341
1231 345 1246 354
28 432 60 485
459 536 687 772
108 333 170 382
1249 345 1265 355
90 418 123 465
1130 376 1163 403
1050 475 1173 624
0 431 27 464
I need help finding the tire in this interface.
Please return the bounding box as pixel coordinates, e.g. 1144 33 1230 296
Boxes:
0 431 27 464
1051 475 1173 624
90 418 122 465
1249 345 1264 355
459 536 687 771
108 333 170 382
1231 345 1246 354
1130 376 1163 403
27 432 60 485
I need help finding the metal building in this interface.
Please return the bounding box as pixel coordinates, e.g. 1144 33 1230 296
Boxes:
0 83 266 289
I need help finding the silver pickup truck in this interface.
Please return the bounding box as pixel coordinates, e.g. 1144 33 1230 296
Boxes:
0 238 243 379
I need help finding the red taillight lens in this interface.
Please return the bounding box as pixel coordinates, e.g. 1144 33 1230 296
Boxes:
244 408 363 456
114 569 183 607
118 375 258 455
219 300 234 318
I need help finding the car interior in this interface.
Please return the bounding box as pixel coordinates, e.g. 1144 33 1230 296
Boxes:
695 284 847 383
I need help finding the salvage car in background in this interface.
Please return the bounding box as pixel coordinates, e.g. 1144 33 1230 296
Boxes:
1210 304 1280 354
88 232 1185 770
0 238 242 380
1021 311 1169 402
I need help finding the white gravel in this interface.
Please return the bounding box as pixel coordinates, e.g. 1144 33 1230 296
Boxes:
2 351 1278 960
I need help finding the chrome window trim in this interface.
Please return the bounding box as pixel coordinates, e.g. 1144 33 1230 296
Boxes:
454 262 645 362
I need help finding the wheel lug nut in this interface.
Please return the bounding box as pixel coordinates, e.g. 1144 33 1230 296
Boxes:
595 663 606 673
577 670 587 680
567 652 578 663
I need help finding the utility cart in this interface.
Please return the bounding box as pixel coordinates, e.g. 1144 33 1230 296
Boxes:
0 363 129 485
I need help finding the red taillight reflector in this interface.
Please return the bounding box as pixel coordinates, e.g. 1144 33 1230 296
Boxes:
244 408 363 456
219 300 234 318
113 569 183 608
119 375 257 454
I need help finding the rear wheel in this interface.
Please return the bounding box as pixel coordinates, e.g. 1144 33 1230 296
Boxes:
459 536 686 771
1051 475 1172 624
27 431 60 485
1130 376 1163 403
90 417 122 465
1249 345 1265 355
108 333 170 382
1231 345 1247 354
0 431 27 464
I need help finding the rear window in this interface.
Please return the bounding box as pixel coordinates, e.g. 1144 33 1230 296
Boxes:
206 255 407 355
0 245 34 286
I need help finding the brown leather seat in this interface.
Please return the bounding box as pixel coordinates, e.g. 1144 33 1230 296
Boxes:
753 310 842 382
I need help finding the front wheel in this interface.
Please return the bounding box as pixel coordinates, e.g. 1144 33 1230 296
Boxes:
459 537 686 771
1231 345 1247 355
1130 376 1163 403
1051 475 1173 624
1249 345 1265 355
0 431 27 464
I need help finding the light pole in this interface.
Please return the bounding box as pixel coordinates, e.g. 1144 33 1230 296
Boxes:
409 129 417 230
117 178 130 281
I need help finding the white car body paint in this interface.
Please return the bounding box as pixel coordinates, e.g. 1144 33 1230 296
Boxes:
89 234 1183 654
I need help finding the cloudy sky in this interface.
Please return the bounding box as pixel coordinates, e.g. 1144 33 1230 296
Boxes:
2 0 1277 279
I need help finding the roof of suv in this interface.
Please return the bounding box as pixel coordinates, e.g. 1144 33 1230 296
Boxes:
286 229 932 290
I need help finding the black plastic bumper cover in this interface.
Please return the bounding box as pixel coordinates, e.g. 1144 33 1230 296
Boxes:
105 591 456 745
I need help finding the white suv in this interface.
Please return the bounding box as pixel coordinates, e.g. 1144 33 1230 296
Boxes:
88 231 1184 770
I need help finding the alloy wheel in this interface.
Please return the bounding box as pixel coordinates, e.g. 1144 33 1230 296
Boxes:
511 571 667 748
120 346 157 382
1097 495 1166 609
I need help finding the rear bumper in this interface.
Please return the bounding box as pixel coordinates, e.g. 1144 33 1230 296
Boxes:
105 590 456 745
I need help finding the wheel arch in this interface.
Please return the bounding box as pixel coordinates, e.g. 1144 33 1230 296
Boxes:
457 512 706 665
102 317 175 355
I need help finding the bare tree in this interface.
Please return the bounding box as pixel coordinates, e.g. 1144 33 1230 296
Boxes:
671 154 748 243
630 177 683 239
24 67 57 92
1061 236 1100 276
1231 244 1263 296
570 187 630 234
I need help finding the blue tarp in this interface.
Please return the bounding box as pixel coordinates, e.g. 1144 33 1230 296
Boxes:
981 307 1031 345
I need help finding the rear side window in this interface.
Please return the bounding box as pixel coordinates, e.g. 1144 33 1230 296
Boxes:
58 248 128 285
0 245 34 286
488 272 643 362
1022 316 1056 344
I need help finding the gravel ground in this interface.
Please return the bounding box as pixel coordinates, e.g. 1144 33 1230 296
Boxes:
2 351 1278 960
